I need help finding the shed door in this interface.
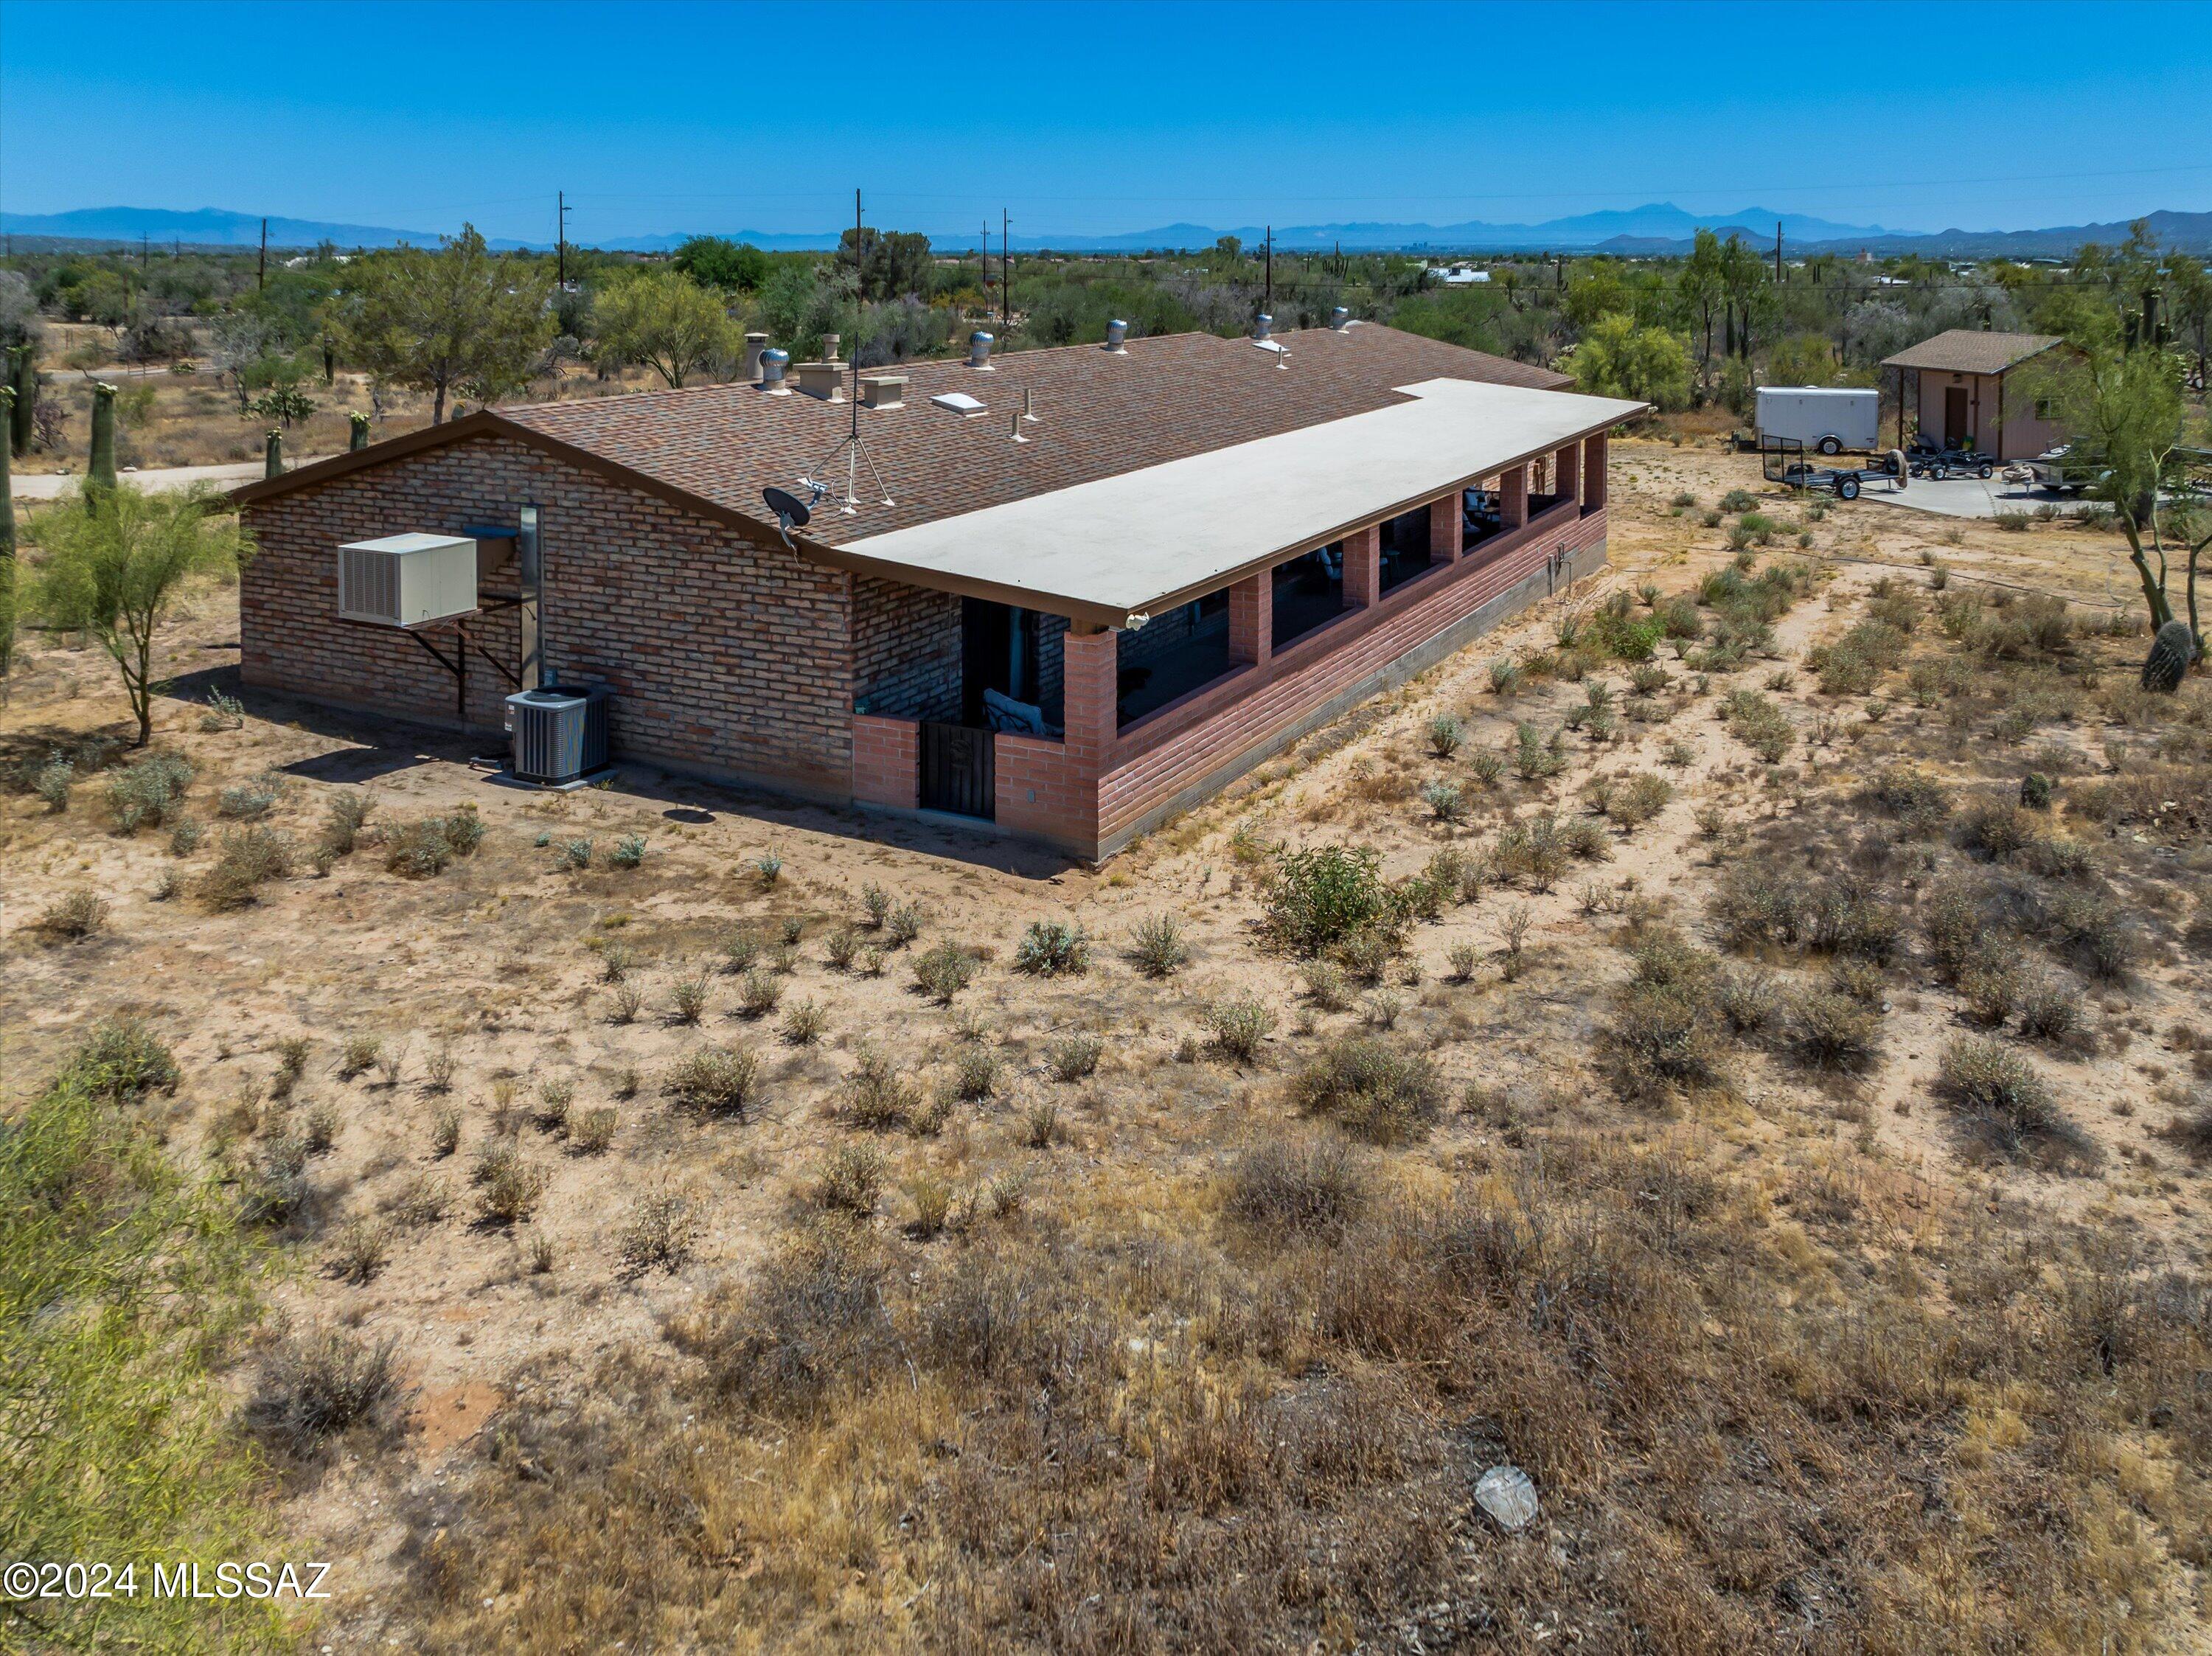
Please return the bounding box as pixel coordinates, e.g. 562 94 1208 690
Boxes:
919 722 995 820
1944 386 1971 448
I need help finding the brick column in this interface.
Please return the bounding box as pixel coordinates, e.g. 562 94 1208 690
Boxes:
1428 493 1462 565
1341 523 1380 610
1582 432 1608 512
1554 440 1581 509
851 714 919 810
1061 625 1119 778
1499 464 1528 530
1228 570 1271 666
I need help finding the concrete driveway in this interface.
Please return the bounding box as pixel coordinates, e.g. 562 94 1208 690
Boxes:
1868 473 2084 521
10 459 330 501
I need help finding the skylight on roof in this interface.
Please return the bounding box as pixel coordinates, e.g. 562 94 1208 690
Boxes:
931 391 986 416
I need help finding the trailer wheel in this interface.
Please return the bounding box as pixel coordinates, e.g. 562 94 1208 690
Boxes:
1837 476 1860 501
1818 435 1842 456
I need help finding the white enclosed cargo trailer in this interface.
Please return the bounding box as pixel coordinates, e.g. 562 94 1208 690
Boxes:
1754 387 1879 456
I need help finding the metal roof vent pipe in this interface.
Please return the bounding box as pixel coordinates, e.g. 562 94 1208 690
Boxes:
967 330 995 369
1253 313 1273 341
743 332 771 380
1103 319 1128 353
1330 306 1350 330
758 348 790 395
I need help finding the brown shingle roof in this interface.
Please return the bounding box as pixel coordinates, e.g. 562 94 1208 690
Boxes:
1879 329 2065 375
236 325 1568 548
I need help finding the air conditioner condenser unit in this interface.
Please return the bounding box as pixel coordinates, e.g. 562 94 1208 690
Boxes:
504 683 612 786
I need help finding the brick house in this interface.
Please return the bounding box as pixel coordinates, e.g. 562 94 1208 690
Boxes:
234 322 1638 861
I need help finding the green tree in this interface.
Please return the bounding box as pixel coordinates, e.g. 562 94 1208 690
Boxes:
340 225 554 423
835 228 933 303
29 484 251 745
1567 313 1691 411
1676 229 1725 392
590 268 738 388
672 236 771 293
2025 344 2189 630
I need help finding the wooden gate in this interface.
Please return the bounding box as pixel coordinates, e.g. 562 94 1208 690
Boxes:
920 722 995 819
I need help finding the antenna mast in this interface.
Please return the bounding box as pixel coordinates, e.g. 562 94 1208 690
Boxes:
800 188 894 514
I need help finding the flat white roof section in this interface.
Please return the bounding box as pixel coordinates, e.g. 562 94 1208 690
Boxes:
839 379 1643 625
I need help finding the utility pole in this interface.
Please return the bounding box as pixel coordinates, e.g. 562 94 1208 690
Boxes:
1775 220 1783 284
557 190 570 287
1265 226 1273 310
1001 208 1011 332
257 217 267 291
141 232 149 268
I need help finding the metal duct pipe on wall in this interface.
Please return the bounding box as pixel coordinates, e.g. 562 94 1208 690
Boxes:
517 503 543 692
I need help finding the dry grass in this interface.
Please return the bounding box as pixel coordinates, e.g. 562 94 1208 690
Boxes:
6 437 2209 1654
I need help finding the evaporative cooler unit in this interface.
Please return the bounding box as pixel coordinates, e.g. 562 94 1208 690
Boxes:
504 683 612 786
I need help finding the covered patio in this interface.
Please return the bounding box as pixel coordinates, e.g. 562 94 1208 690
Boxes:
842 376 1636 857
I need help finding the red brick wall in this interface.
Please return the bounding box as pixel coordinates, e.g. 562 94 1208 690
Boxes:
851 714 919 810
240 433 855 797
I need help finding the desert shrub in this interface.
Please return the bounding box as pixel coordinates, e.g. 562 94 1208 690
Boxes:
1128 914 1191 977
1807 620 1906 696
556 837 594 870
1290 1037 1444 1144
535 1077 575 1135
907 1176 954 1238
619 1189 700 1273
1936 1036 2093 1166
1714 964 1778 1032
321 791 372 855
1803 879 1904 964
950 1046 1003 1102
33 754 75 811
1467 747 1506 786
1487 655 1523 696
780 999 827 1046
1784 989 1882 1070
662 1046 761 1120
1865 767 1952 835
824 926 860 971
1510 720 1566 779
1302 959 1352 1010
1202 996 1277 1063
703 1228 894 1416
859 883 892 928
1335 927 1397 983
167 818 205 856
886 903 924 947
471 1139 549 1225
1046 1032 1103 1082
382 1172 450 1227
1425 712 1464 758
2017 972 2084 1045
1960 801 2035 861
1718 688 1793 762
245 1327 403 1460
610 833 647 869
844 1047 919 1129
1420 778 1464 822
669 973 711 1026
40 890 110 939
384 817 457 877
105 753 194 832
1012 919 1089 976
1596 771 1672 829
1224 1134 1366 1234
326 1218 391 1284
1492 814 1571 891
817 1144 886 1216
60 1019 181 1101
196 824 291 909
734 967 782 1019
607 984 644 1025
569 1107 618 1154
2043 888 2137 982
1263 843 1402 956
913 940 977 1003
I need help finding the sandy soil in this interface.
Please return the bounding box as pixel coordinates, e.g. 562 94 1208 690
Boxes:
4 434 2207 1643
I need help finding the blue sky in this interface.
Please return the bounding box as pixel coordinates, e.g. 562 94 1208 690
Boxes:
3 0 2208 241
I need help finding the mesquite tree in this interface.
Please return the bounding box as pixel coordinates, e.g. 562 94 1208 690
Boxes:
31 484 251 745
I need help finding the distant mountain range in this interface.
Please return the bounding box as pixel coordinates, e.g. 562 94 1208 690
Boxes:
4 201 2208 257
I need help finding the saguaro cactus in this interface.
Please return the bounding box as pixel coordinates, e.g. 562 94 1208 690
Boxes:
87 380 117 502
5 347 33 458
264 428 284 479
349 411 370 451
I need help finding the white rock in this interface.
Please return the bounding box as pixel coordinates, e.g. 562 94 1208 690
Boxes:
1475 1464 1540 1531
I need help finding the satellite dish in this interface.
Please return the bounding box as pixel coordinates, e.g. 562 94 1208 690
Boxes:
762 484 817 551
763 485 813 528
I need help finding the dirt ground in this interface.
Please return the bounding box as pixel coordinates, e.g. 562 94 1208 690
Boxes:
5 436 2208 1651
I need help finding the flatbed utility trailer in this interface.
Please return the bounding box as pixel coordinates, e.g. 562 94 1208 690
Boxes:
1761 435 1905 500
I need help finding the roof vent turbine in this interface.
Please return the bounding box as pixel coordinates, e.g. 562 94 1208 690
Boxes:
1103 319 1128 353
758 348 790 395
1253 313 1273 341
1329 307 1350 330
967 330 995 369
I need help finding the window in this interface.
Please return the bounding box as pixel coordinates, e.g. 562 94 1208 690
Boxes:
2034 397 2053 420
